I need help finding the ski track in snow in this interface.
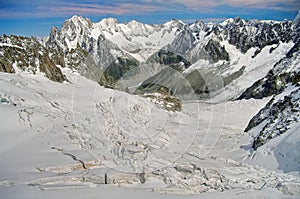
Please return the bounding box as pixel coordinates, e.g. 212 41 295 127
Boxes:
0 69 300 198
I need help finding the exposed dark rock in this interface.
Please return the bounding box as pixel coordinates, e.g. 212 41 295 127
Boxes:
39 55 65 82
99 57 139 88
0 57 15 73
141 86 182 112
235 12 300 150
239 31 300 101
0 35 66 82
147 50 191 72
167 29 197 56
224 18 293 53
245 88 300 150
204 39 229 63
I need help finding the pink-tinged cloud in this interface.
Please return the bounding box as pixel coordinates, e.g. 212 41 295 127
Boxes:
0 0 298 19
43 3 163 16
174 0 220 8
172 0 300 11
225 0 300 11
151 0 220 11
0 2 163 18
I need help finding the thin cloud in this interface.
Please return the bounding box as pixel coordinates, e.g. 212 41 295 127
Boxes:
225 0 300 11
141 0 300 12
172 0 300 11
0 0 299 19
202 17 227 23
148 0 219 11
0 1 164 18
174 0 220 9
52 3 162 15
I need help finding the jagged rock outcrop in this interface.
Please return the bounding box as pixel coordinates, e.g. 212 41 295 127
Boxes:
204 39 229 63
245 87 300 149
241 11 300 149
238 38 300 100
223 17 293 53
242 59 299 149
46 16 93 53
167 29 197 56
142 86 182 112
0 34 66 82
165 16 295 64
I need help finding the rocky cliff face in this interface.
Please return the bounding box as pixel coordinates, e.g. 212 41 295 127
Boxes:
237 16 299 100
238 45 300 99
226 18 293 53
165 17 295 63
245 87 300 150
241 11 300 150
0 35 66 82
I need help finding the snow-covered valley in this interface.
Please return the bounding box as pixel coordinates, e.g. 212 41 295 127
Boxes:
0 67 299 198
1 11 300 198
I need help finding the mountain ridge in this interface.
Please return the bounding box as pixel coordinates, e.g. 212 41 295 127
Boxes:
2 15 299 102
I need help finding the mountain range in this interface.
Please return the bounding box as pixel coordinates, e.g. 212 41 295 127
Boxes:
0 11 300 197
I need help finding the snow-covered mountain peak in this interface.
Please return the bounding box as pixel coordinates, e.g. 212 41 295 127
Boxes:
60 15 93 38
98 17 119 29
69 15 86 22
164 19 185 28
45 15 187 63
189 20 205 31
127 19 141 26
67 15 92 29
126 19 147 30
220 18 234 27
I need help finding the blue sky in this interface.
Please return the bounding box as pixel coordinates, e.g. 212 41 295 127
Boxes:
0 0 299 37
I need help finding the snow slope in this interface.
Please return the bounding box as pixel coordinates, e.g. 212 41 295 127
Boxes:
1 70 300 198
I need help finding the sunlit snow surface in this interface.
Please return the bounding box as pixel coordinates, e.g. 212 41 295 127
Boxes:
0 68 299 198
